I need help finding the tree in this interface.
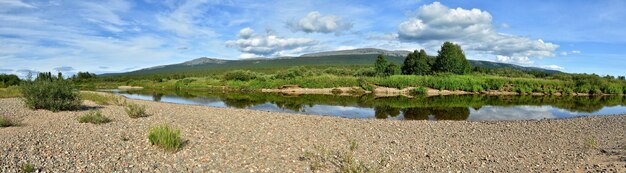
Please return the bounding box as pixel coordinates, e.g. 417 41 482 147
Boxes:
57 72 63 80
401 51 418 75
374 54 389 76
415 49 431 75
384 62 401 76
433 42 471 74
0 74 20 87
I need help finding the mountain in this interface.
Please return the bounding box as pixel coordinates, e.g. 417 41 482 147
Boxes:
301 48 411 57
103 49 561 76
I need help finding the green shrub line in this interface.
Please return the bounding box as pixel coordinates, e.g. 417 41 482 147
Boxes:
78 110 111 124
148 124 182 152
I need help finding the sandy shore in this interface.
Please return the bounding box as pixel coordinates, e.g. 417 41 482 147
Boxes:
0 97 624 172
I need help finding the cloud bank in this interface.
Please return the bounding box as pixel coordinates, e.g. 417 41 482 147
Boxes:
397 2 559 65
226 28 318 57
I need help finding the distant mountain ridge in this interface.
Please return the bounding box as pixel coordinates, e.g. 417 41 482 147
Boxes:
301 48 411 57
103 48 561 76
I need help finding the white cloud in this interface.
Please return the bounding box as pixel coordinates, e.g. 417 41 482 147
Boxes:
226 28 318 57
53 66 75 72
560 50 581 56
155 0 216 37
0 0 36 9
288 11 353 34
398 2 559 59
495 55 534 65
541 65 565 70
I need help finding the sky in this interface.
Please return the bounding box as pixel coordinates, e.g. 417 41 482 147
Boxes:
1 0 625 77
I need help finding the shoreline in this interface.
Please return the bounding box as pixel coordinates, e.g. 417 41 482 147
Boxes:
1 97 624 172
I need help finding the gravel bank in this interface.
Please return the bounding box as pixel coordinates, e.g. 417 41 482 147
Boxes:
1 97 624 172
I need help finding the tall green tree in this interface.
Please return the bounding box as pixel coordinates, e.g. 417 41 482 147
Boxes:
374 54 389 76
401 50 419 75
433 42 471 74
384 62 401 76
415 49 431 75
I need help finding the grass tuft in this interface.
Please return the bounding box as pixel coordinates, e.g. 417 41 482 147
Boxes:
78 110 111 124
410 86 428 95
301 139 384 173
21 163 35 173
0 86 21 98
148 124 182 152
0 116 17 127
124 102 148 118
584 138 598 149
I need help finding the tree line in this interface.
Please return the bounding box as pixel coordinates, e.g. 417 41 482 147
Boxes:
374 41 472 76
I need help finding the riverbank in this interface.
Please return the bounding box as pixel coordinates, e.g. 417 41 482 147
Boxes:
0 97 624 172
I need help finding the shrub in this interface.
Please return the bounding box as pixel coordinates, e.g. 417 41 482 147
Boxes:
410 87 427 95
78 110 111 124
562 88 574 95
148 124 182 152
124 103 148 118
0 116 16 127
357 78 374 91
20 80 81 112
354 68 376 77
222 70 259 81
331 88 343 95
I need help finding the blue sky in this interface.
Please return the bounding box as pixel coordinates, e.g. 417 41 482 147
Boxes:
1 0 625 77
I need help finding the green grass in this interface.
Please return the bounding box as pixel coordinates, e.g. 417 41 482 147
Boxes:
0 116 17 127
78 110 111 124
80 92 122 105
301 139 386 173
148 124 182 152
124 102 148 118
584 138 598 149
410 87 428 95
21 163 35 173
0 86 21 98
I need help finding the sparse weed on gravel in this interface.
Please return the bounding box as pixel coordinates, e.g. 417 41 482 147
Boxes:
301 139 386 173
21 163 35 173
78 110 111 124
148 124 182 152
124 102 148 118
0 116 17 127
584 138 598 149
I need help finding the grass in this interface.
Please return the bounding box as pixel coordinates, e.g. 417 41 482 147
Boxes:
301 139 386 173
0 116 17 127
21 163 35 173
410 86 428 95
0 86 21 98
584 138 598 149
80 92 124 105
78 110 111 124
124 102 148 118
148 124 182 152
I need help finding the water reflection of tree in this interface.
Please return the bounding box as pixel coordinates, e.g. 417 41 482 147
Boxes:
402 107 470 120
152 93 163 102
374 106 400 119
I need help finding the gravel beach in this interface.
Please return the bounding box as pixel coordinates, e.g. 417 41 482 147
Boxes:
1 97 624 172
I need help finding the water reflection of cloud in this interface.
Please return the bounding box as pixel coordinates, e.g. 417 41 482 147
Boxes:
468 106 558 121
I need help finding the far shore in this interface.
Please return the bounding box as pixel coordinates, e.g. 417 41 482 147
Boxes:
0 96 624 172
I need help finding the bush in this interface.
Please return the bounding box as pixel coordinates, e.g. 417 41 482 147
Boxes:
20 80 81 112
357 78 374 91
331 88 343 95
0 116 16 127
222 70 259 81
148 124 182 152
354 68 376 77
78 110 111 124
562 88 574 95
124 103 148 118
410 87 427 95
